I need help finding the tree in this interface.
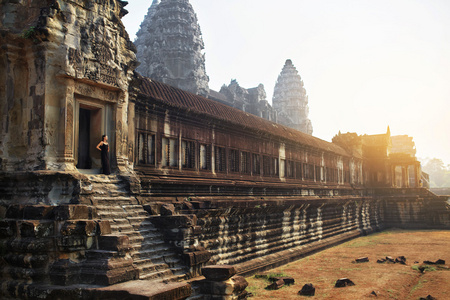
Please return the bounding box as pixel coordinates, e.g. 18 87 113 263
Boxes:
422 158 450 187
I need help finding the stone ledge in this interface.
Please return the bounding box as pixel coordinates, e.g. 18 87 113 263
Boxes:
90 281 191 300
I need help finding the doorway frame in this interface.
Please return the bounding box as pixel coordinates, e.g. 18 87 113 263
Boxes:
74 99 107 170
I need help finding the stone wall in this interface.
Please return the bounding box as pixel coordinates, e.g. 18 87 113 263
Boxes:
148 197 385 277
0 172 139 299
381 191 450 229
0 171 449 298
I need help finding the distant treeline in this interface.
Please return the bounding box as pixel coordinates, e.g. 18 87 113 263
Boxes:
421 158 450 188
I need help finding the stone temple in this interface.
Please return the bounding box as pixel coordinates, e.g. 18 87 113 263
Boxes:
272 59 313 135
134 0 279 125
135 0 210 96
0 1 449 299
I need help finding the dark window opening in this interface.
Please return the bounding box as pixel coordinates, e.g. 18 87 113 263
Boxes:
215 146 226 172
182 140 196 169
162 137 178 167
252 153 260 175
200 144 211 170
137 132 155 165
229 149 240 173
241 151 251 174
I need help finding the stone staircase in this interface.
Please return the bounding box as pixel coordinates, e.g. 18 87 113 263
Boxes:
84 174 188 283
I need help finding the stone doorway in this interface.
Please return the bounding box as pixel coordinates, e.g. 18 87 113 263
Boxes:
75 104 104 171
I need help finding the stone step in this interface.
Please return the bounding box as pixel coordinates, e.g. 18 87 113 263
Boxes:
2 266 47 281
96 205 125 213
132 254 181 267
98 211 128 220
133 260 170 273
86 175 120 183
138 253 182 267
94 196 139 206
159 272 189 284
108 218 132 227
110 224 135 234
95 191 130 198
130 220 157 230
131 246 175 260
131 239 167 251
122 208 148 217
138 268 174 281
128 216 150 226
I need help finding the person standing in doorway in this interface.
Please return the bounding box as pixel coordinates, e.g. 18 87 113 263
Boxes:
96 135 111 175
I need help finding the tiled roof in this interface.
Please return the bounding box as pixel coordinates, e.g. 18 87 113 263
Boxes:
138 77 349 157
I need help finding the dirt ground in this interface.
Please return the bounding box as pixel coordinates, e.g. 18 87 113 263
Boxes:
246 230 450 300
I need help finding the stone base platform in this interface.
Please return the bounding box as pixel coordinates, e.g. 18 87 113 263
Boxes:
0 281 192 300
234 230 361 277
90 281 192 300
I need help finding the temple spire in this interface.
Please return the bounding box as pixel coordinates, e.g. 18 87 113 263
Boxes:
135 0 209 96
272 59 313 135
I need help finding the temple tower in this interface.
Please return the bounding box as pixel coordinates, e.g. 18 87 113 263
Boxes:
135 0 209 96
272 59 313 135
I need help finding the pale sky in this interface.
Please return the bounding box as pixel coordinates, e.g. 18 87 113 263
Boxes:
123 0 450 165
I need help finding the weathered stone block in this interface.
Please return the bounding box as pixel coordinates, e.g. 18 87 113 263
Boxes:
160 203 176 216
19 220 54 238
0 205 7 219
265 279 284 290
270 276 295 285
199 275 248 296
191 201 210 209
355 257 369 263
9 237 54 253
98 235 130 252
192 225 202 235
184 250 211 266
183 201 194 210
335 278 355 288
202 265 237 281
49 259 79 286
60 220 97 236
143 204 160 215
96 220 112 235
150 215 197 228
6 205 25 219
56 236 88 251
298 283 316 296
395 256 406 264
82 264 139 286
0 220 17 238
53 205 90 221
3 253 49 269
23 205 54 220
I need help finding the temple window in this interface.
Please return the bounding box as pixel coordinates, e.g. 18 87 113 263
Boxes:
199 144 211 170
214 146 226 172
137 132 155 165
181 140 196 169
273 158 279 176
241 151 251 174
295 162 302 179
162 137 178 167
229 149 240 173
263 156 271 176
315 166 321 182
252 153 261 175
280 159 285 178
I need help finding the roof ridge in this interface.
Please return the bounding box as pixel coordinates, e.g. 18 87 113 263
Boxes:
138 77 349 156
